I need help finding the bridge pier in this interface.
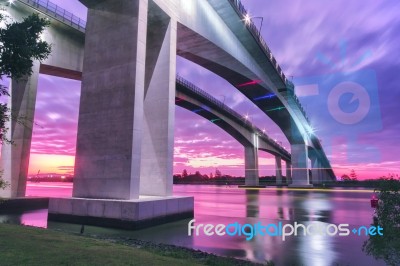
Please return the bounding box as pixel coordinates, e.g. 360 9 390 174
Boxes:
309 148 334 185
289 144 312 187
48 0 193 229
286 161 292 184
0 62 40 198
275 156 282 185
311 156 322 185
139 1 177 196
244 145 259 186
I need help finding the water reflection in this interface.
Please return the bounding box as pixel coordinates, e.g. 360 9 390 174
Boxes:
294 192 336 266
0 183 389 265
245 189 259 218
0 209 47 228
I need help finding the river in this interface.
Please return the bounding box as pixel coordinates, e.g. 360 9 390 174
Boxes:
0 182 386 265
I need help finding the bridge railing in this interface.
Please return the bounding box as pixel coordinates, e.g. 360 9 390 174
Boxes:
228 0 310 124
176 75 290 157
228 0 288 85
17 0 86 31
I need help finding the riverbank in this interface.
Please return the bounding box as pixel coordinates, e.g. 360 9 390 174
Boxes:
0 224 265 266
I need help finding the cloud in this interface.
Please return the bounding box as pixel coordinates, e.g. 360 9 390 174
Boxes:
25 0 400 178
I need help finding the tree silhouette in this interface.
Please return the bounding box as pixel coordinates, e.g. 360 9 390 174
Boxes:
341 174 351 181
349 169 357 180
182 169 188 178
215 169 222 178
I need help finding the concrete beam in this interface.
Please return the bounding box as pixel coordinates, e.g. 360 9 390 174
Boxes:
39 64 82 81
79 0 108 8
0 62 40 198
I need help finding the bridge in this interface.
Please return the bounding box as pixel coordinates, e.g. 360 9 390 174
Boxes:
0 0 335 228
176 75 292 185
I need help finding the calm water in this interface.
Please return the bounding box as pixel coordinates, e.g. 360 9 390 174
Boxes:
1 182 386 266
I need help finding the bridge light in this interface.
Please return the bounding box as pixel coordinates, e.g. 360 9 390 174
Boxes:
306 125 315 135
192 108 203 113
237 80 261 87
265 106 285 112
244 13 251 25
253 93 276 101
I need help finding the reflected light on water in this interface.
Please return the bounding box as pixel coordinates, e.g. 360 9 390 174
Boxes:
21 209 48 228
3 182 383 265
300 224 336 266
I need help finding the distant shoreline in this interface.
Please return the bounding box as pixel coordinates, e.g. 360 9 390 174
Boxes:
26 178 388 189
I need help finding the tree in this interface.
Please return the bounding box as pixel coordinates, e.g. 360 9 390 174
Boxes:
194 171 201 177
363 178 400 265
0 12 51 188
0 171 7 189
182 169 188 178
215 169 222 178
0 13 51 141
341 174 351 181
349 169 357 180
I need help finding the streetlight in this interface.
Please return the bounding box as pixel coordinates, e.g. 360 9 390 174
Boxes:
243 13 264 35
252 16 263 35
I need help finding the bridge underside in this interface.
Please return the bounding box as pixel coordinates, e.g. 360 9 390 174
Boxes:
177 24 302 144
0 0 335 229
176 81 292 186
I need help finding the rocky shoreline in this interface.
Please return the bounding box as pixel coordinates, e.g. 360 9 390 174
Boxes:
80 233 271 266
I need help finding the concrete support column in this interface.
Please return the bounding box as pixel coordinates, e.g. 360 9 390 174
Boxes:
286 161 292 184
73 0 149 199
244 145 259 186
311 156 322 185
318 163 332 183
139 2 177 196
275 156 282 185
290 144 311 187
0 62 40 198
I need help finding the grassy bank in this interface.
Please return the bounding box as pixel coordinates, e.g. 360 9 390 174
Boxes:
0 224 261 266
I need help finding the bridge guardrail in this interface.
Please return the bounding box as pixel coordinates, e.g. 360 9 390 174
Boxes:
228 0 287 85
18 0 309 125
18 0 86 31
228 0 310 124
176 75 290 158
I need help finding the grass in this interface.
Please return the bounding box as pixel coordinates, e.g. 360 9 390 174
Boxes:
0 224 261 266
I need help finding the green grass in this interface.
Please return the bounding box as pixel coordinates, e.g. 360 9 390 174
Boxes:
0 224 261 266
0 224 204 266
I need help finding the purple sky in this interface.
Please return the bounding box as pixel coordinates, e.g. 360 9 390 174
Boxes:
27 0 400 179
